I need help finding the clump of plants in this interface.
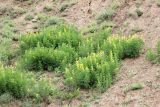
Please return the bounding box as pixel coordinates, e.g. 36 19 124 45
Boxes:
123 36 144 58
146 40 160 63
20 46 77 71
65 51 119 92
78 28 112 57
0 63 54 101
20 25 82 52
18 24 143 94
101 35 144 59
65 35 143 92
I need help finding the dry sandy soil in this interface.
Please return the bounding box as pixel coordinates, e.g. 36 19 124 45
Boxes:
0 0 160 107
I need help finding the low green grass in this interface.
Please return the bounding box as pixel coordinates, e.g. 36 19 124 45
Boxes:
0 18 18 65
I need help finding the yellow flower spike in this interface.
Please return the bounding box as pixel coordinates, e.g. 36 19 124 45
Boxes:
109 51 114 63
64 27 67 33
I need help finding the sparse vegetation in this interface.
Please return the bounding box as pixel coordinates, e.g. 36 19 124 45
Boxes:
0 18 18 65
43 5 53 12
59 1 77 12
25 14 34 21
97 8 115 23
131 26 143 34
123 83 144 93
96 0 119 24
0 5 26 19
36 14 64 29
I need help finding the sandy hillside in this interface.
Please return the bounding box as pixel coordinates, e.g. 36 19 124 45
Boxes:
0 0 160 107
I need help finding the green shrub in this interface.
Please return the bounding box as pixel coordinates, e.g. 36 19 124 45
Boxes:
78 38 95 57
20 25 82 52
57 44 78 64
78 28 112 57
124 36 144 58
101 36 125 59
0 65 31 99
0 68 29 98
91 28 112 48
146 49 156 62
20 46 76 71
0 63 53 100
101 36 143 59
65 51 119 92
